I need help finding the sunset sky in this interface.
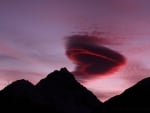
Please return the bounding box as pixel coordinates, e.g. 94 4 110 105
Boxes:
0 0 150 102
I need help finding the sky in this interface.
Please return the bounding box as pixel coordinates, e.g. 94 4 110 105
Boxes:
0 0 150 102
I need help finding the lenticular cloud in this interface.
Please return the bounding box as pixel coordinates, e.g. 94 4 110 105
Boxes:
65 34 126 78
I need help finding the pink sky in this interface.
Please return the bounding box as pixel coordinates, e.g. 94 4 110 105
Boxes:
0 0 150 102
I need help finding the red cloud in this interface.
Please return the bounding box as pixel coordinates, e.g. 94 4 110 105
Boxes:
65 35 126 78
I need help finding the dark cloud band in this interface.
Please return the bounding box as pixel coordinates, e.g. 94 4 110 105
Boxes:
65 35 126 78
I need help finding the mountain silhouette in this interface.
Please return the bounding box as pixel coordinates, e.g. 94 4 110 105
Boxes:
0 67 150 113
36 68 102 113
0 67 102 113
0 79 47 112
103 77 150 112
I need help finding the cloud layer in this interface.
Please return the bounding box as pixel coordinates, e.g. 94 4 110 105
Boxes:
65 35 126 78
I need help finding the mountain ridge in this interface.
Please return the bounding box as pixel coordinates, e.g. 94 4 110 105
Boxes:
0 67 102 113
103 76 150 112
0 67 150 112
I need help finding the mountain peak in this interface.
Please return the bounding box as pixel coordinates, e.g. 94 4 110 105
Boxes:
12 79 32 85
37 67 76 84
2 79 33 91
36 67 102 113
60 67 70 73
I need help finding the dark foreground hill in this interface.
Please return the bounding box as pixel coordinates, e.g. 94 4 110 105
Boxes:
103 77 150 112
0 67 150 113
0 68 102 113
